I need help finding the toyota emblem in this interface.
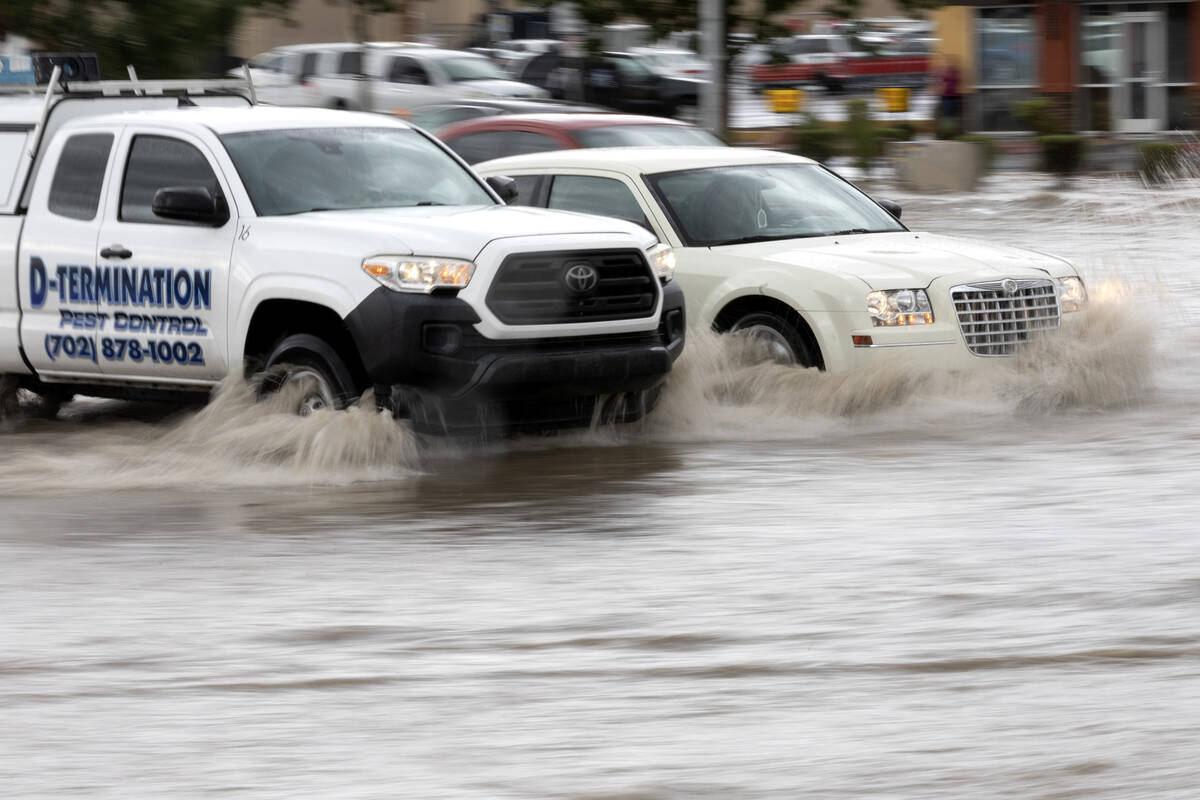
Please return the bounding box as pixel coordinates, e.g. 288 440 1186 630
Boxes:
564 263 599 294
1001 279 1018 296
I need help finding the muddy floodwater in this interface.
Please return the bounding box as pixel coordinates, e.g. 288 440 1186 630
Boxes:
3 171 1199 799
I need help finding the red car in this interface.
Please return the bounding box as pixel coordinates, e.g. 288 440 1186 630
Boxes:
436 113 724 164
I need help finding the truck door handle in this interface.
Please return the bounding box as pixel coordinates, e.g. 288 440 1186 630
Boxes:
100 245 133 259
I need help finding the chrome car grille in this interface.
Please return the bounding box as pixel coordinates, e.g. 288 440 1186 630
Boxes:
487 249 657 325
951 279 1060 356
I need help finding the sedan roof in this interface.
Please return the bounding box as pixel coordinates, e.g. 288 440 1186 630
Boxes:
475 146 814 175
437 112 699 138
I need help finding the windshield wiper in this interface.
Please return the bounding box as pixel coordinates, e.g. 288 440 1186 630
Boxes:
829 228 876 236
415 201 445 206
709 233 810 246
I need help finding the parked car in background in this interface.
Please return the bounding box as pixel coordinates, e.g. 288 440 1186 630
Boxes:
408 98 599 133
309 47 548 113
235 42 365 106
437 113 723 163
515 51 703 120
628 47 709 80
475 147 1089 372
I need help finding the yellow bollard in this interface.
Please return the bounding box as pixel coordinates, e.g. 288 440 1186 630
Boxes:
876 87 910 113
766 88 804 114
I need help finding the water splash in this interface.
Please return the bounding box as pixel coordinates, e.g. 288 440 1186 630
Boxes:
647 288 1155 443
0 376 422 495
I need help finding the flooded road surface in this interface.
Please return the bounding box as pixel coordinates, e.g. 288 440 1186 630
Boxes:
3 172 1199 799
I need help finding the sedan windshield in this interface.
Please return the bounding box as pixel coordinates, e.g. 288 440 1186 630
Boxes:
646 163 905 246
440 57 509 82
575 125 724 148
221 127 495 216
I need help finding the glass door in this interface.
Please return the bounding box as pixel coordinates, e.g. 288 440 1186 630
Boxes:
1118 11 1165 132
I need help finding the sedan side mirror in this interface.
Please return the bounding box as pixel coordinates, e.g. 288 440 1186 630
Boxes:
152 185 230 226
486 175 519 203
878 199 902 219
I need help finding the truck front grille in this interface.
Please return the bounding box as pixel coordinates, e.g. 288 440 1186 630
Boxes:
951 279 1060 356
486 249 657 325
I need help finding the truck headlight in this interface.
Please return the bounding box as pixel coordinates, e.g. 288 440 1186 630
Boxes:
866 289 933 326
362 256 475 294
1056 276 1087 313
648 243 675 283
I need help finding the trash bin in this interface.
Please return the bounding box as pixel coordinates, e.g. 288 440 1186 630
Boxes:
876 87 909 113
766 88 803 113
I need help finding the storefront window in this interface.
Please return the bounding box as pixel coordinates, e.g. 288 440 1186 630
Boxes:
978 88 1036 131
1082 5 1120 85
1166 2 1190 83
1167 86 1193 129
978 7 1037 86
1082 86 1114 130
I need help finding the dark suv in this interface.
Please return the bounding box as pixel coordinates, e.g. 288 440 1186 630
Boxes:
516 51 703 120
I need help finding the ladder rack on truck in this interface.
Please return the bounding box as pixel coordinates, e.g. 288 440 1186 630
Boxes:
0 66 256 216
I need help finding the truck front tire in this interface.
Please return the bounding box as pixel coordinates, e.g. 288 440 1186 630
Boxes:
258 333 359 414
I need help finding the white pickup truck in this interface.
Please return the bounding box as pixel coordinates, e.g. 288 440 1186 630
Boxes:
309 47 550 114
0 76 684 433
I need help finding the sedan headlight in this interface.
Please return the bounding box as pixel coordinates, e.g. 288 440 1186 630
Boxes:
648 243 675 283
1056 276 1087 313
362 256 475 294
866 289 933 326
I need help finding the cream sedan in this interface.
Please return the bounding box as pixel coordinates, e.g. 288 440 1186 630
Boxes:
474 147 1087 372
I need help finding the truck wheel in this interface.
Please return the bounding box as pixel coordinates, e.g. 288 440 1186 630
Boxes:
27 387 74 419
729 311 814 367
258 333 358 415
597 385 662 425
0 374 18 422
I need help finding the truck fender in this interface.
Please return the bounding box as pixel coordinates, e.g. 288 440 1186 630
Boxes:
231 274 362 365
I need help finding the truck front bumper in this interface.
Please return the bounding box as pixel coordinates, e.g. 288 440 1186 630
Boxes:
344 283 686 434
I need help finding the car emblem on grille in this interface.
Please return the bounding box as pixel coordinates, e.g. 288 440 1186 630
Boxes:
1001 279 1018 296
564 263 599 294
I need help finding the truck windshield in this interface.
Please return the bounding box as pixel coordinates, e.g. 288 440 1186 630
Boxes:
646 163 905 247
220 126 495 216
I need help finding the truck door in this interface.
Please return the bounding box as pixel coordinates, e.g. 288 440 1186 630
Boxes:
93 128 235 383
382 56 439 112
16 129 115 380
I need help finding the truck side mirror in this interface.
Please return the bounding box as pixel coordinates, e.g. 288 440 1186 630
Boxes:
486 175 519 203
152 185 230 226
878 199 902 219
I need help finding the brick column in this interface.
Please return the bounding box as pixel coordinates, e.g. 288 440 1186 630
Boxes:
1038 1 1078 130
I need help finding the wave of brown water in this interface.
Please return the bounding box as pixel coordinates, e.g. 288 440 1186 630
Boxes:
2 172 1199 800
0 286 1159 493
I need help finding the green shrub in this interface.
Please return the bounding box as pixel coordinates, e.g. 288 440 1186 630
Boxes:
792 113 839 163
876 124 914 143
935 114 962 140
845 98 881 174
1038 134 1087 176
1014 98 1065 136
1138 142 1181 183
955 133 998 172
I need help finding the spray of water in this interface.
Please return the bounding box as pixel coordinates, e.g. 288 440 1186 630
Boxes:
646 287 1156 443
0 376 422 495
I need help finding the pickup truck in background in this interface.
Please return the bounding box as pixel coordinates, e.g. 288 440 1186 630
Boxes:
749 34 931 91
0 75 684 434
309 46 550 114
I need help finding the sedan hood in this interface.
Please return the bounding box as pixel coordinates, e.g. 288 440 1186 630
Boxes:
257 205 655 261
726 231 1075 288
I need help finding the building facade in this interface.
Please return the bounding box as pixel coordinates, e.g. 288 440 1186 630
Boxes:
231 0 488 60
933 0 1200 132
